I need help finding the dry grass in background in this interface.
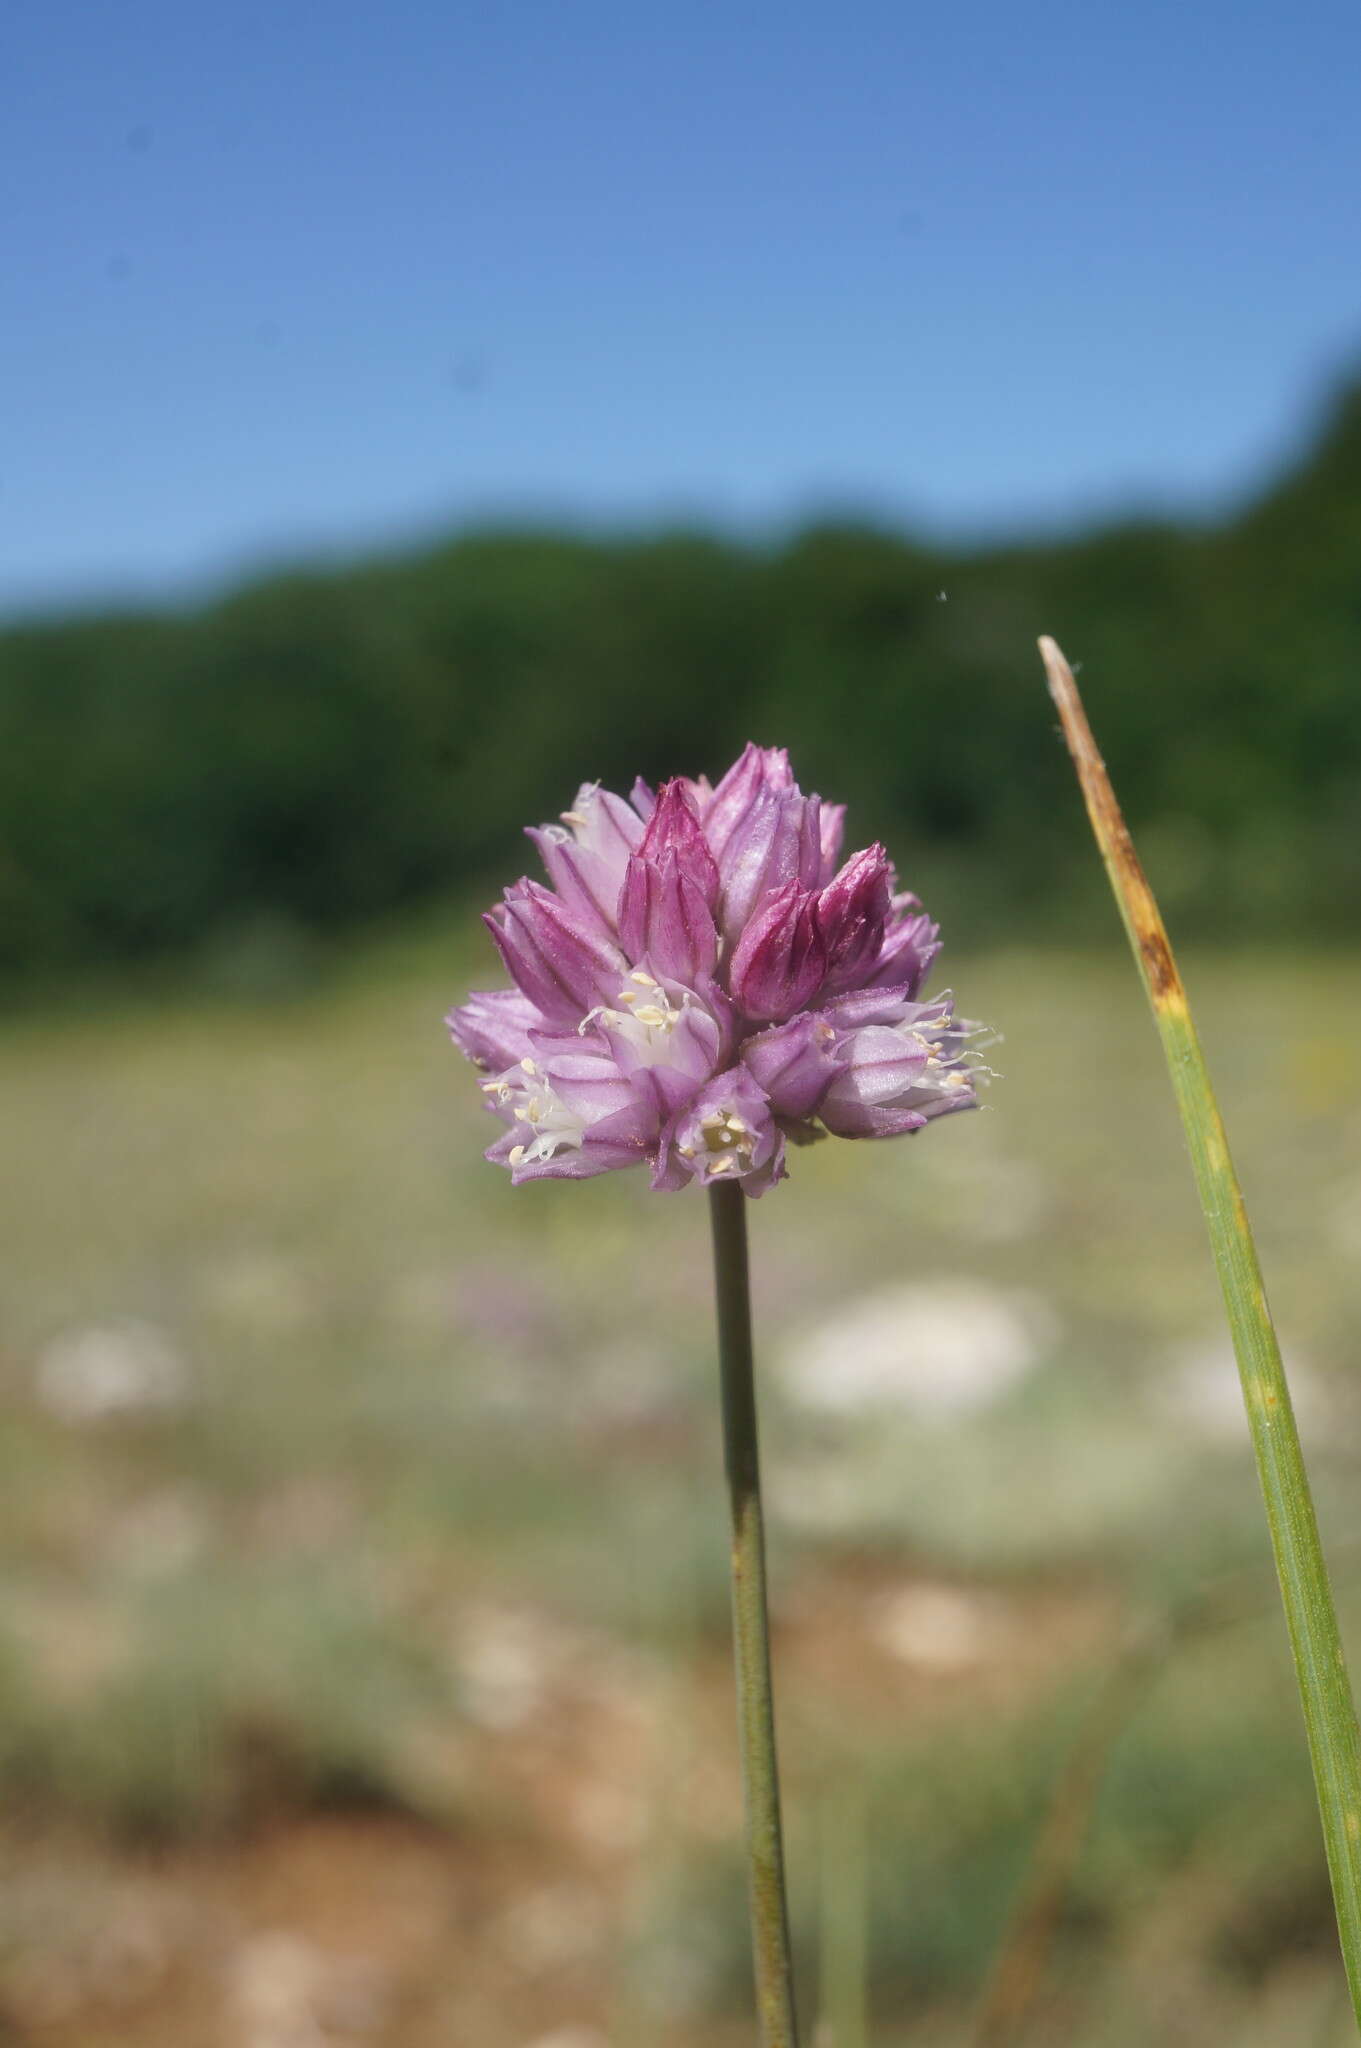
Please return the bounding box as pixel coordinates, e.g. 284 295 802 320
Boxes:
2 920 1359 2046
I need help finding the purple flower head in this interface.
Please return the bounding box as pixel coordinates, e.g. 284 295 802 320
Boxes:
449 747 986 1196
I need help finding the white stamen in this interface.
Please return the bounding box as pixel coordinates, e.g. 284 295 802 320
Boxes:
580 1003 628 1033
483 1058 592 1170
689 1099 761 1181
885 1010 989 1107
601 979 683 1057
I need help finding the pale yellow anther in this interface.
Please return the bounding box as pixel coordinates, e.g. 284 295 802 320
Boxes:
629 969 658 986
508 1144 526 1166
520 1056 537 1073
560 810 588 828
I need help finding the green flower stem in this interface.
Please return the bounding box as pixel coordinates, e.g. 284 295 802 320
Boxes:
709 1179 801 2048
1040 634 1361 2027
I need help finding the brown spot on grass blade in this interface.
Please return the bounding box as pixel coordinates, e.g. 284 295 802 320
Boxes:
1138 927 1180 1003
1037 636 1187 1012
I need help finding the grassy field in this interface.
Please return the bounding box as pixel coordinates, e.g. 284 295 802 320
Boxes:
1 918 1360 2046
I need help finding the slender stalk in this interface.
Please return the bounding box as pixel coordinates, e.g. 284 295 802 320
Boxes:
973 1626 1159 2048
1039 634 1361 2026
709 1178 801 2048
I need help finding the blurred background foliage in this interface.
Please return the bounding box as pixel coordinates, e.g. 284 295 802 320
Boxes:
3 934 1360 2046
3 374 1361 2046
5 377 1361 986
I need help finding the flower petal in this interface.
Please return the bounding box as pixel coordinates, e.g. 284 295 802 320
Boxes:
525 782 645 936
617 852 720 984
728 881 827 1023
740 1012 846 1119
485 879 628 1026
863 903 941 996
446 987 541 1070
654 1066 786 1196
817 844 893 994
818 803 847 883
713 787 824 943
820 1012 980 1137
637 780 720 905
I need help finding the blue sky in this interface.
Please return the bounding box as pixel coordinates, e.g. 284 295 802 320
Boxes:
5 0 1360 614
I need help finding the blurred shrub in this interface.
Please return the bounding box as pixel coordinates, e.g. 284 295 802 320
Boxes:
4 379 1361 976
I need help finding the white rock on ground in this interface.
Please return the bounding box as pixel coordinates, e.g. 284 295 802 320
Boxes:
868 1581 1008 1673
778 1279 1051 1418
34 1319 187 1423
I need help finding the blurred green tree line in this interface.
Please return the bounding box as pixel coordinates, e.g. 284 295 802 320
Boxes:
3 382 1360 977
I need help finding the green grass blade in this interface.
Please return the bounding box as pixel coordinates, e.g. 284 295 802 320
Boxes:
973 1620 1161 2048
1038 634 1361 2026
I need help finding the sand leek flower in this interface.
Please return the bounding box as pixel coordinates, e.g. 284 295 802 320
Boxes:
448 744 982 1196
